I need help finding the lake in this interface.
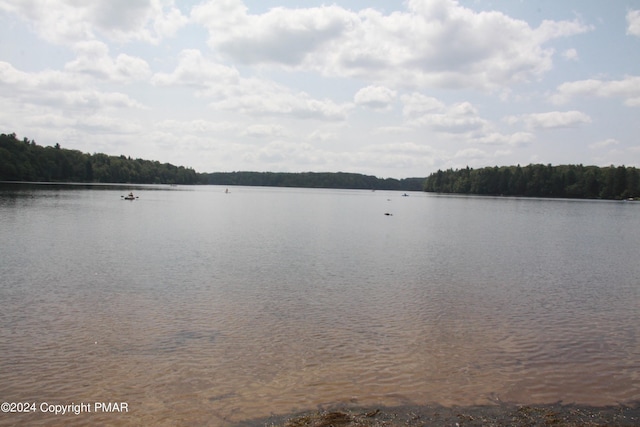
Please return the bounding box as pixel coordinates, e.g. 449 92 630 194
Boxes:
0 183 638 426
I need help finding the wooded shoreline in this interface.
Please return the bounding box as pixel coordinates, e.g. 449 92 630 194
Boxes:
424 164 640 200
0 133 423 191
2 132 639 198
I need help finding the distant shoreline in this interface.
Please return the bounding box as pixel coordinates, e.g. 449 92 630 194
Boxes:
3 180 640 203
3 133 639 198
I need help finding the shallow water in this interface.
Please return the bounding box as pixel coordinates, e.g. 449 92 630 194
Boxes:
0 183 638 425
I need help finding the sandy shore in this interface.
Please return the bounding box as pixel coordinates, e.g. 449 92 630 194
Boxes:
236 402 640 426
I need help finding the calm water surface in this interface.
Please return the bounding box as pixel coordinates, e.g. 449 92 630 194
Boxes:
0 183 638 425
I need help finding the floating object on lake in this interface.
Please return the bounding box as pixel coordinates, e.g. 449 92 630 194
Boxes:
122 192 138 200
384 212 393 216
225 188 230 194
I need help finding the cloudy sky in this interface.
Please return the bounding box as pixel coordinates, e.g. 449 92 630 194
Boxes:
1 0 639 178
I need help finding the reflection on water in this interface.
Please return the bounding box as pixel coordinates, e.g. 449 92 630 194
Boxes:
0 184 639 426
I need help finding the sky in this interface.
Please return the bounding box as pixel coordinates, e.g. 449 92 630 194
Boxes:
1 0 639 178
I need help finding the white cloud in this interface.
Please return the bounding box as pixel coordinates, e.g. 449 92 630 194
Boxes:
373 126 412 134
60 91 145 111
366 141 435 156
245 140 331 169
401 93 446 117
307 130 337 141
448 101 478 116
0 0 92 45
505 111 591 129
242 124 289 138
562 48 579 61
354 85 397 111
0 61 75 91
151 49 240 90
191 1 352 66
403 96 487 133
191 0 591 90
73 114 143 134
0 0 187 45
455 147 488 159
210 86 350 121
552 75 640 106
155 119 238 135
27 113 76 129
360 142 440 172
65 41 151 82
475 131 534 146
534 19 593 43
590 138 619 149
627 10 640 37
0 61 144 111
400 94 531 147
423 113 487 134
152 49 352 121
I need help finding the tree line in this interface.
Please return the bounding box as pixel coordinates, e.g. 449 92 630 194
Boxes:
200 171 425 191
0 132 425 190
424 164 640 200
3 132 639 199
0 133 199 184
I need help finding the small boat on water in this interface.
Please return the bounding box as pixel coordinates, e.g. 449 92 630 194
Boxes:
122 192 137 200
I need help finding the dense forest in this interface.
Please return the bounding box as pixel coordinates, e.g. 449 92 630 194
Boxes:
0 132 424 190
3 132 639 198
0 133 199 184
424 164 640 200
200 171 425 191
